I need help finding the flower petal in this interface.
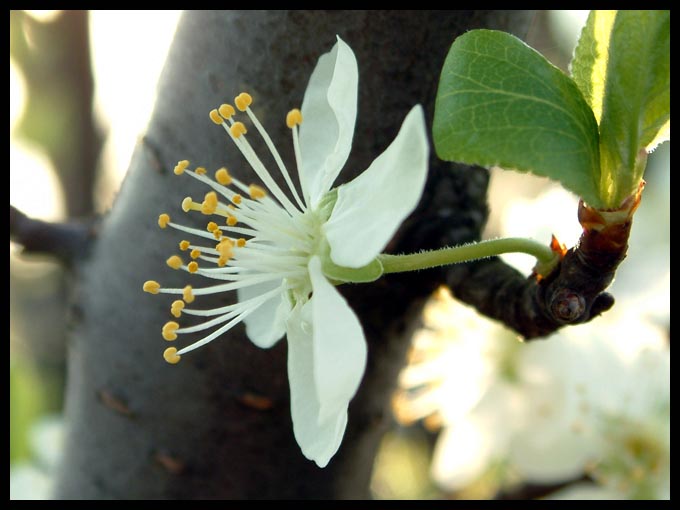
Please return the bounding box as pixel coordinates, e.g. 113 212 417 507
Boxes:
299 36 358 207
237 279 289 348
307 256 367 423
323 104 429 268
286 300 348 468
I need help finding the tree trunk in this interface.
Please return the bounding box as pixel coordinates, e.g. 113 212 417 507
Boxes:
54 10 533 499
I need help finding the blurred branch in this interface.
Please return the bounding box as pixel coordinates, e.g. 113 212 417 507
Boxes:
10 9 104 218
10 204 94 263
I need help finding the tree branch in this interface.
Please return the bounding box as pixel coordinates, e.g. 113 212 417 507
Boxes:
445 188 643 339
10 204 94 263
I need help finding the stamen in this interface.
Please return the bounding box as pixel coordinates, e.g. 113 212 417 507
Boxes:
164 347 181 364
209 109 224 125
188 261 199 273
181 286 280 317
166 255 183 270
183 285 195 303
213 229 223 240
215 167 232 185
219 104 235 120
179 240 191 251
216 238 234 259
230 122 248 138
249 184 267 200
231 194 243 205
195 167 207 175
241 104 306 210
162 321 180 341
158 213 171 229
237 238 246 248
227 215 238 226
170 300 185 318
235 92 253 112
190 249 201 259
174 299 265 356
286 108 303 128
291 124 305 205
201 194 218 215
182 197 194 212
174 160 190 175
143 280 161 294
206 222 218 233
222 118 300 215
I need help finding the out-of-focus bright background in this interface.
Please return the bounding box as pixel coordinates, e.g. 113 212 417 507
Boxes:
9 10 669 500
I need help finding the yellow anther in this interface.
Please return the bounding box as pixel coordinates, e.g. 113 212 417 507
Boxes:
219 104 236 119
236 238 246 248
195 166 207 175
227 204 236 210
174 160 190 175
163 347 181 364
183 285 195 303
143 280 161 294
217 256 228 267
204 191 218 206
162 321 180 341
286 108 303 128
231 194 243 205
235 92 253 111
206 221 218 232
201 191 218 214
170 299 185 318
166 255 183 270
230 122 247 138
181 197 194 212
179 240 191 251
158 213 171 229
190 249 201 259
216 238 234 259
209 109 224 125
187 261 199 273
227 215 238 226
249 184 267 199
213 229 223 240
215 167 232 185
201 201 217 215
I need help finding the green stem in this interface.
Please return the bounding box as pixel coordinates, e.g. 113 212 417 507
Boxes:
379 237 555 274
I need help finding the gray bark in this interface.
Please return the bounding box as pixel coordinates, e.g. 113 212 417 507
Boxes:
54 10 533 499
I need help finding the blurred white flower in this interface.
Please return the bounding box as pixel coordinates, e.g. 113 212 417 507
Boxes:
10 414 64 500
397 289 669 499
544 481 623 500
395 156 669 498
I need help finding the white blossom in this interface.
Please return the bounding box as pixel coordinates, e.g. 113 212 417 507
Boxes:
144 37 429 467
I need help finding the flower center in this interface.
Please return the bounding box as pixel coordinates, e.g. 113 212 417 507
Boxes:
143 92 325 364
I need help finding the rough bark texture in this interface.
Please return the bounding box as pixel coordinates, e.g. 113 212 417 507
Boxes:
53 10 534 499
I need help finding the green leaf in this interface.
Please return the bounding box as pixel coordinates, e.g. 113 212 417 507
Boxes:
572 10 670 207
433 29 602 206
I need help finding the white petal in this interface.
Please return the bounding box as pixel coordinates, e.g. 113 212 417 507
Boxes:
299 36 358 207
324 104 429 268
237 279 289 348
286 301 348 468
307 256 367 423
